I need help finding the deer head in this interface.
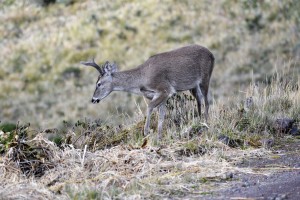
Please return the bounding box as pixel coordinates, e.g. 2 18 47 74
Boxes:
81 59 118 103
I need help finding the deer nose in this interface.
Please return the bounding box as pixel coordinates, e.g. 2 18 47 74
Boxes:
91 98 100 104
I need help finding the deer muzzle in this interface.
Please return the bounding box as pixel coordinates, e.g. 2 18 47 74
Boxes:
91 98 100 104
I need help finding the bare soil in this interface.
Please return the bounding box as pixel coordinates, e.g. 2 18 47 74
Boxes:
204 139 300 200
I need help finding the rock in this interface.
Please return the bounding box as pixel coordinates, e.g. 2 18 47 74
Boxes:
290 126 300 136
274 194 288 200
241 181 250 187
261 138 275 148
222 172 234 180
218 135 230 144
274 118 295 134
218 135 243 148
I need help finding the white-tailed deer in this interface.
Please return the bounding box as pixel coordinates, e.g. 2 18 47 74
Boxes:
81 44 214 138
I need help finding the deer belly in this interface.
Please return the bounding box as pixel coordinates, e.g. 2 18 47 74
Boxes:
171 80 199 91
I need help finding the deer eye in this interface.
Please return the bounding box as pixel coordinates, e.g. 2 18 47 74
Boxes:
97 82 101 87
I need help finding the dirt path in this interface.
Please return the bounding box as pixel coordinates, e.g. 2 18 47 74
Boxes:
205 139 300 200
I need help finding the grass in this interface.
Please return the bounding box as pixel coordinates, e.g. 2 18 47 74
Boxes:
0 0 300 199
0 0 299 128
0 69 299 198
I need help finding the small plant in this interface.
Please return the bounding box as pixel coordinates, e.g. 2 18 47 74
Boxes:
0 122 16 133
32 0 56 6
0 122 28 153
65 186 100 200
62 67 81 79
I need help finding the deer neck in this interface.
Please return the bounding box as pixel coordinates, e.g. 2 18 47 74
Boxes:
112 68 143 95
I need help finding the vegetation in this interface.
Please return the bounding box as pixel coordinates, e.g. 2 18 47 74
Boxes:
0 0 299 128
0 0 300 199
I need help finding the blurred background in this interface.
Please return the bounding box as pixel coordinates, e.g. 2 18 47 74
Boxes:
0 0 299 129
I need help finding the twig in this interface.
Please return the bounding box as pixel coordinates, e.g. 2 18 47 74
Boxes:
252 167 300 171
81 145 87 168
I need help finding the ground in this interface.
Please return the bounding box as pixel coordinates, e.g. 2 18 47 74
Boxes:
205 139 300 200
0 134 300 199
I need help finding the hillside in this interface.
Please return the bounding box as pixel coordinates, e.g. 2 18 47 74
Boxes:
0 0 299 128
0 0 300 199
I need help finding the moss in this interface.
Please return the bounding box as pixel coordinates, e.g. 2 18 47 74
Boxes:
51 136 64 146
0 123 17 132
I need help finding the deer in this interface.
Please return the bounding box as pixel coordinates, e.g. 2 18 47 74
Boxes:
81 44 215 139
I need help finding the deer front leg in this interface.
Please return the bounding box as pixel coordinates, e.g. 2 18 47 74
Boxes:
144 106 153 136
143 91 169 136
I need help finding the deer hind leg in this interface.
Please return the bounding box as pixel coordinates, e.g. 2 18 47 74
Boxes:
144 91 169 137
157 103 166 139
190 85 203 118
200 83 209 121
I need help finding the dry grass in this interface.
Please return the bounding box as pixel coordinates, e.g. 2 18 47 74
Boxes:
0 70 299 199
0 133 273 200
0 0 299 128
0 0 300 199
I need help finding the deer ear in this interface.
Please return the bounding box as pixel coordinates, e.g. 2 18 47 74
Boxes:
103 61 118 76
